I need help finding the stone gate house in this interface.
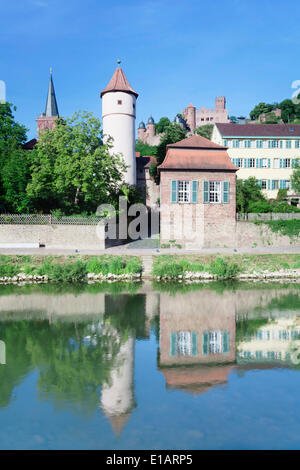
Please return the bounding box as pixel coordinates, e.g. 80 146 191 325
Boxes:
158 135 238 248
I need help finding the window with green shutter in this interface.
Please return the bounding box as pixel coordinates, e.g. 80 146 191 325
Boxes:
202 332 209 355
222 331 230 354
192 332 198 356
191 181 198 203
170 180 178 203
203 181 209 203
170 332 177 357
223 181 230 203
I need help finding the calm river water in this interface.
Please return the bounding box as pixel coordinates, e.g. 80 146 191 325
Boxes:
1 281 300 450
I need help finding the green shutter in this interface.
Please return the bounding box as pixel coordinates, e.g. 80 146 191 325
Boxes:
192 181 198 203
268 159 271 168
202 332 209 355
203 181 209 203
268 140 272 148
272 180 275 190
280 159 283 168
256 159 259 168
170 332 177 357
222 331 230 354
223 181 230 203
258 179 262 187
280 180 284 189
267 180 271 190
192 332 198 356
170 180 178 203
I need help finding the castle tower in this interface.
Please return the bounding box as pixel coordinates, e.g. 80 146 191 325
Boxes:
36 68 59 136
183 103 196 132
215 96 226 110
137 120 146 142
101 62 138 186
146 116 155 138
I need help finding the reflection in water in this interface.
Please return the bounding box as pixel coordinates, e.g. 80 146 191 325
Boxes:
1 282 300 446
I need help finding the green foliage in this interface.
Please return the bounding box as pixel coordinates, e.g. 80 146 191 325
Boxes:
86 256 142 275
156 123 187 166
152 261 184 278
155 116 171 134
193 124 213 140
291 165 300 194
236 177 266 213
249 102 278 120
249 95 300 123
0 103 29 211
27 111 127 214
36 260 87 282
209 257 241 279
135 140 157 156
0 263 19 277
261 219 300 239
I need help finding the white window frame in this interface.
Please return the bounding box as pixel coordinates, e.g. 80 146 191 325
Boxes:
209 181 221 203
177 331 192 356
284 158 291 168
274 159 280 169
177 180 190 203
261 180 267 190
249 158 255 168
262 158 268 168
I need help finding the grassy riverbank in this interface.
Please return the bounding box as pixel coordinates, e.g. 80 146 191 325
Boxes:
0 255 142 282
152 253 300 279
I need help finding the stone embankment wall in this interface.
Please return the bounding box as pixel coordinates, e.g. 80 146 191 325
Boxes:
236 222 300 248
0 224 105 249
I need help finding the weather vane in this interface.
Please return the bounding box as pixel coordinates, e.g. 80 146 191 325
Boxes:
117 59 121 66
50 67 53 74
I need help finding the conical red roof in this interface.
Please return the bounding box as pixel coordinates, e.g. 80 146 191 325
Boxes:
100 67 138 98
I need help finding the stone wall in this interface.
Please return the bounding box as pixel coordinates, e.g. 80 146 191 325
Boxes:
0 224 105 250
236 221 300 248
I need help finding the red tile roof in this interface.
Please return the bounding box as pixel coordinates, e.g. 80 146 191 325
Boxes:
100 67 138 98
216 123 300 137
167 134 227 150
158 149 237 171
136 155 156 169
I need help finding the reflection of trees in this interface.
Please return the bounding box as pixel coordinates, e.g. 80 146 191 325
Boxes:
0 294 146 414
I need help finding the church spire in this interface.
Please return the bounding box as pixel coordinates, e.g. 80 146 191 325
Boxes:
45 68 59 117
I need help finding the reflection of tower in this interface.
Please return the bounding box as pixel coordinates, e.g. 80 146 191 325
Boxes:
0 340 5 365
101 62 138 186
101 334 135 436
36 68 59 137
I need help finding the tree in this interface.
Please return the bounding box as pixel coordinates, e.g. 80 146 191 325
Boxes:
291 162 300 194
249 102 276 121
27 111 127 214
155 116 171 134
150 123 187 182
0 103 28 210
194 124 213 140
236 177 266 213
135 140 157 156
2 148 33 213
156 123 187 166
279 99 295 123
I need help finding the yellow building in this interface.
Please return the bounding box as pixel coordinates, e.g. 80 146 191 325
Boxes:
212 123 300 199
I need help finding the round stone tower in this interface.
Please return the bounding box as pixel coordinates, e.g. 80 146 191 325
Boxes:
101 62 138 186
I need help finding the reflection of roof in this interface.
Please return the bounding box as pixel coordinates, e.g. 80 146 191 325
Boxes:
159 364 235 395
108 413 131 436
100 67 138 98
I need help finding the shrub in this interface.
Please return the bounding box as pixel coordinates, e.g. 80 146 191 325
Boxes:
152 261 184 278
0 264 19 277
208 258 240 279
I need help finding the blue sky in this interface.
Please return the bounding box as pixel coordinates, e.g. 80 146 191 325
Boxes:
1 0 300 140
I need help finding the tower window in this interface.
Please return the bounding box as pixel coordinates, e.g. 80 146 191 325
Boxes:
133 104 135 109
117 100 122 105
